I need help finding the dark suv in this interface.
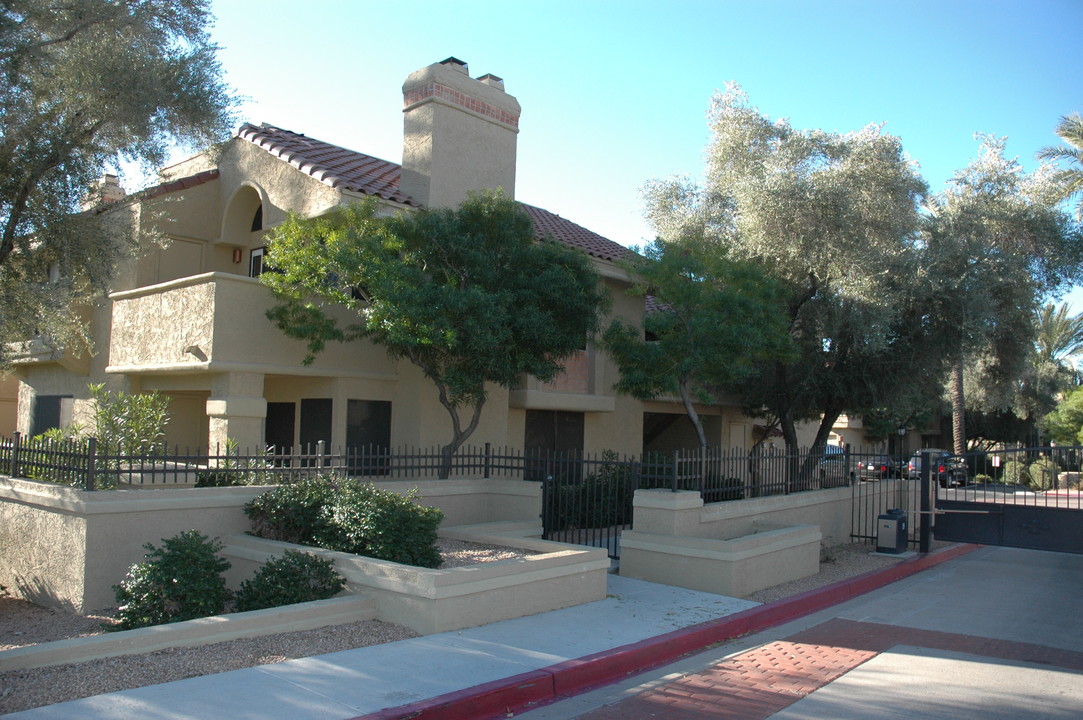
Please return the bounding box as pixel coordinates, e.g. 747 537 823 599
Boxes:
907 449 967 487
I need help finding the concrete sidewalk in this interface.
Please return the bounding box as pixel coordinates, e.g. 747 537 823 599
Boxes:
524 545 1083 720
10 544 1078 720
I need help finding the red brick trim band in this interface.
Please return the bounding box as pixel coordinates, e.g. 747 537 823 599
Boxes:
352 543 979 720
403 82 520 128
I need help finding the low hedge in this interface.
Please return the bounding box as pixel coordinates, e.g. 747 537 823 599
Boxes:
244 476 444 568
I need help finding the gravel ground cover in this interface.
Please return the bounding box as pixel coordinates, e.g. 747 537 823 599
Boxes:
0 540 921 713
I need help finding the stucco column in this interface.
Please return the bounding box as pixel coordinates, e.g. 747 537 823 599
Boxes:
631 489 704 536
206 372 266 452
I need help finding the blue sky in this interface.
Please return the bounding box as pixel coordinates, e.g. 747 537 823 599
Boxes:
207 0 1082 301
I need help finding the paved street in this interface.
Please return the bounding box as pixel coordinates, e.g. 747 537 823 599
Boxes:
522 546 1083 720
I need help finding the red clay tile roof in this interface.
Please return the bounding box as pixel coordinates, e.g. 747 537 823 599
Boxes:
236 123 635 264
520 203 634 263
237 123 416 206
140 169 220 201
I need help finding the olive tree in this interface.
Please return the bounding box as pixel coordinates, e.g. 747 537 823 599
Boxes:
643 85 929 458
0 0 234 364
920 137 1082 454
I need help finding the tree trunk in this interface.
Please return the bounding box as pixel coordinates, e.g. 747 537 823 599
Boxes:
435 384 486 480
678 379 709 449
951 360 966 455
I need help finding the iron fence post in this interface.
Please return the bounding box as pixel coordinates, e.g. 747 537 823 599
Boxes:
919 449 933 553
86 437 98 491
484 442 491 479
671 450 679 492
11 431 21 478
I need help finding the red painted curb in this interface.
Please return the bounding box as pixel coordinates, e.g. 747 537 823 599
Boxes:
358 670 553 720
352 543 979 720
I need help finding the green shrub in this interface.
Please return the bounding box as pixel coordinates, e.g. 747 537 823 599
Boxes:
110 530 231 631
316 484 444 568
234 550 346 612
974 473 994 485
88 383 170 454
245 476 444 568
195 470 245 487
1000 458 1030 486
243 477 342 544
1027 457 1058 491
546 452 636 531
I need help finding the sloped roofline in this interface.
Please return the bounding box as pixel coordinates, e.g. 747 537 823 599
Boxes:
235 123 636 264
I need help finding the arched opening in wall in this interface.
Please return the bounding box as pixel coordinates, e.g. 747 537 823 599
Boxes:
221 184 267 276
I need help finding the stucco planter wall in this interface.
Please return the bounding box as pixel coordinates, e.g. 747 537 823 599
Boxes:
0 595 376 672
222 530 609 635
0 475 542 613
619 522 822 597
619 484 910 597
0 477 262 611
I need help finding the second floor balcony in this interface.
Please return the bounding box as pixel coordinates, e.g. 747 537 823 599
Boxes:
106 272 394 377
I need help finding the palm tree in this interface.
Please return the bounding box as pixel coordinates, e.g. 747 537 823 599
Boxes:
1035 302 1083 367
1038 113 1083 221
1025 303 1083 439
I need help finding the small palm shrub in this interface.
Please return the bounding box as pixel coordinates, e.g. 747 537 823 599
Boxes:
110 531 232 631
88 382 170 455
234 550 346 612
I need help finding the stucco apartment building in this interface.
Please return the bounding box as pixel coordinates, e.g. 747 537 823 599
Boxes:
8 58 765 460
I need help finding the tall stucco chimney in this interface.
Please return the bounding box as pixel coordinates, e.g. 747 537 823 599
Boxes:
400 57 521 209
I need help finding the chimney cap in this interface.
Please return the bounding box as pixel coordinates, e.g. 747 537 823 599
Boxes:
439 56 469 72
477 73 505 91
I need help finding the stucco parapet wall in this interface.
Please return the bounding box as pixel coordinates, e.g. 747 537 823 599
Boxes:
0 476 266 515
106 359 399 380
108 270 248 301
633 488 705 510
699 484 854 522
508 389 615 412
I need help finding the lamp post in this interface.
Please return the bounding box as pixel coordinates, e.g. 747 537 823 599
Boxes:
896 426 905 472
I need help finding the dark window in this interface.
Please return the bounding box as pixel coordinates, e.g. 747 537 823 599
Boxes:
265 402 296 453
525 410 584 481
251 204 263 232
249 247 266 278
30 395 69 437
346 399 392 476
300 398 333 466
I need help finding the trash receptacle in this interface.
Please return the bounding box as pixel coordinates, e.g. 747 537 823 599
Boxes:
876 508 908 554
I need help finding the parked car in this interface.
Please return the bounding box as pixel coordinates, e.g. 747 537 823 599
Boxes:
817 445 851 487
907 450 967 487
857 455 902 481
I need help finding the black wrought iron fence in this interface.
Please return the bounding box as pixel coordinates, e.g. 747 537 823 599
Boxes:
0 433 543 489
0 432 898 496
940 445 1083 509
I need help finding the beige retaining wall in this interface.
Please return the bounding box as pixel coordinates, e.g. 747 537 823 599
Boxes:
0 595 377 672
0 475 541 612
1 521 608 672
621 482 915 597
223 530 608 635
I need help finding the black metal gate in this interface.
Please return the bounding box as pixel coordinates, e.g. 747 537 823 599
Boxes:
924 447 1083 554
539 453 637 559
